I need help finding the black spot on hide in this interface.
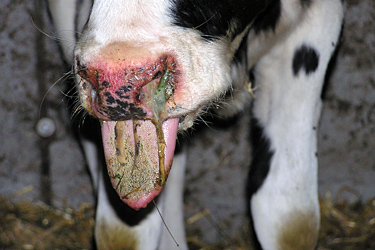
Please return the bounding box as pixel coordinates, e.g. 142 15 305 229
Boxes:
292 44 320 76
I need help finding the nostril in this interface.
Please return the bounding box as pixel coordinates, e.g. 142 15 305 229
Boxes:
135 92 141 103
76 57 87 77
152 71 163 81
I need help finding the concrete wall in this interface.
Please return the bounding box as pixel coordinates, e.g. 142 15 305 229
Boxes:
0 0 92 208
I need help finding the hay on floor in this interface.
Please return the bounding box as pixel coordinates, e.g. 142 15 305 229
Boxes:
0 196 94 250
0 193 374 250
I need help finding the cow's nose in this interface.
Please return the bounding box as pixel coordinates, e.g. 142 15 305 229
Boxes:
75 54 178 121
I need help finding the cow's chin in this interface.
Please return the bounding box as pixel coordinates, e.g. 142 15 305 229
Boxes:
101 118 179 210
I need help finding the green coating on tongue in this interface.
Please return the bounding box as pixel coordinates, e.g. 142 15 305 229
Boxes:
151 69 175 186
152 69 174 121
116 69 175 195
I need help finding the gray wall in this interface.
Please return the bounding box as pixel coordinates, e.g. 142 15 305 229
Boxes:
0 0 92 208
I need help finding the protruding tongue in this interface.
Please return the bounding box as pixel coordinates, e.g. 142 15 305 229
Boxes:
101 118 179 209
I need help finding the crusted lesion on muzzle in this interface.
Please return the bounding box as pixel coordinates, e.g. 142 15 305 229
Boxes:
75 54 180 122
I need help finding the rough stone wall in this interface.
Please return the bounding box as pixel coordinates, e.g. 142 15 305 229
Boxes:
318 0 375 201
0 0 374 245
0 0 92 208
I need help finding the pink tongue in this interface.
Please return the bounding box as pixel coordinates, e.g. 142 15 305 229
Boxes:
101 118 178 209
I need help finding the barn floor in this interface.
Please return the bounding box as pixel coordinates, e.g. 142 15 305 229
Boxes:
1 194 374 250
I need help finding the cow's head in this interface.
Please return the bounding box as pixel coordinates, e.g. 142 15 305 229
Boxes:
75 0 269 209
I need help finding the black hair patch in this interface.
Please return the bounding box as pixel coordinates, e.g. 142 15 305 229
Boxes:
252 0 281 34
170 0 272 41
247 118 274 196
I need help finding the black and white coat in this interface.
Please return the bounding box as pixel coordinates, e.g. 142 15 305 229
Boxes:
48 0 344 249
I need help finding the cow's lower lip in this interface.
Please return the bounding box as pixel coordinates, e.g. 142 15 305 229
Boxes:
101 118 179 209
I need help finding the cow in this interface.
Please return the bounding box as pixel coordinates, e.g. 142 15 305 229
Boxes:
47 0 344 249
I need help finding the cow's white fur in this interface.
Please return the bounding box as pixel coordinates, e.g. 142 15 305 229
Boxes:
48 0 344 249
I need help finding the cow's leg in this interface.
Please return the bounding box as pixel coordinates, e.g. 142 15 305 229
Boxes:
159 149 187 249
47 0 92 63
248 1 343 249
47 0 76 62
95 149 188 250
